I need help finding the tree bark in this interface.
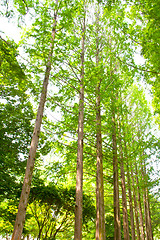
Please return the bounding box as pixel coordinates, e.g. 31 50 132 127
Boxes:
74 6 85 240
95 6 105 240
126 162 136 240
143 186 149 239
137 127 153 240
130 164 141 240
141 156 153 240
119 140 130 239
111 103 121 240
123 134 136 240
135 163 145 240
145 188 153 240
11 2 58 239
117 113 130 240
95 84 105 240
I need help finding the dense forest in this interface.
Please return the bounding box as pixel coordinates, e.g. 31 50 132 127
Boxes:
0 0 160 239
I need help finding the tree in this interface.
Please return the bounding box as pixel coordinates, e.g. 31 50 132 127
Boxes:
11 0 58 238
95 5 106 240
74 2 86 239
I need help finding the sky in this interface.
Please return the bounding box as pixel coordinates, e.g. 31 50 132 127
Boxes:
0 16 21 42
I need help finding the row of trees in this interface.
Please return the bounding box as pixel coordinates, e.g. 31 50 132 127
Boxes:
0 0 160 239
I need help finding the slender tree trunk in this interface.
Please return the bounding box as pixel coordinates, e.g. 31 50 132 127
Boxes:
95 6 105 240
140 154 149 239
137 128 153 240
135 163 145 240
111 103 121 240
120 155 130 240
117 115 130 240
126 162 136 240
141 156 153 240
143 186 149 239
130 164 141 240
123 133 136 240
145 188 153 240
11 2 58 239
95 84 105 240
120 153 130 239
74 6 85 240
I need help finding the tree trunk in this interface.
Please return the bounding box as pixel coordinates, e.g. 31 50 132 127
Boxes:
135 163 145 240
141 156 153 240
124 136 136 240
126 162 136 240
143 186 149 239
111 104 121 240
120 157 130 240
145 188 153 240
120 152 130 239
117 116 130 240
74 6 85 240
130 164 141 240
95 84 105 240
95 7 105 240
11 2 58 239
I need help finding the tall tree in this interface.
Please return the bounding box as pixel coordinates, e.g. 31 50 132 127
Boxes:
123 126 136 240
118 116 130 240
125 152 136 240
111 93 121 240
95 5 106 240
134 160 145 240
11 1 58 238
74 2 86 239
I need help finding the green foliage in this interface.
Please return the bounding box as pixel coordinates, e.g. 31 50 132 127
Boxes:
0 37 34 200
105 214 114 239
0 199 17 236
0 36 25 82
26 182 95 239
125 0 160 126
